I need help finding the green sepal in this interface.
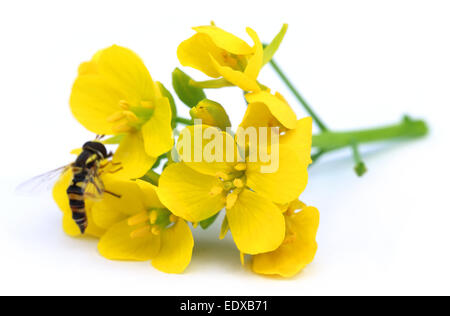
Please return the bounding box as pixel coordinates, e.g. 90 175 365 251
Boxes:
158 82 178 128
263 24 288 66
189 99 231 130
172 68 206 108
103 134 125 145
200 212 220 230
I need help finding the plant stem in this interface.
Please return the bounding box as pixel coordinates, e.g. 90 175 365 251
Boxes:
312 116 428 152
351 142 368 177
268 58 329 132
175 117 194 125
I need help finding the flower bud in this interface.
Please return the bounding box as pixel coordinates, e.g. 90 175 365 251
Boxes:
172 68 206 108
189 99 231 130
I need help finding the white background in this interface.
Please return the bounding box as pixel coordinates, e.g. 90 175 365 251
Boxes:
1 0 449 296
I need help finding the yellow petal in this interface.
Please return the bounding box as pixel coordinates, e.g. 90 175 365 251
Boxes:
142 97 174 158
280 117 313 162
135 180 166 209
95 45 157 104
91 174 146 229
157 163 226 222
244 28 264 81
252 206 320 278
98 219 160 261
113 133 156 179
246 144 309 204
245 91 297 129
193 26 253 55
152 220 194 274
210 56 261 92
226 189 285 255
177 33 224 78
70 74 123 135
177 125 237 177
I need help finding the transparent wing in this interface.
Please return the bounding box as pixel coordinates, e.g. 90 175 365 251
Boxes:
84 162 105 202
16 165 72 195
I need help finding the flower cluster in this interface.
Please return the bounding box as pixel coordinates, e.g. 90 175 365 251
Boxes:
53 23 319 277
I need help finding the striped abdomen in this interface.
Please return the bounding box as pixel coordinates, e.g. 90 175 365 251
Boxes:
67 168 89 234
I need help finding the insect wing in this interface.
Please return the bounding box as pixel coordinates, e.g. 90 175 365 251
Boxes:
16 165 72 195
83 164 105 202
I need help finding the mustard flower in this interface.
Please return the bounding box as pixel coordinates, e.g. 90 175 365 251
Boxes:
252 200 320 278
157 123 312 255
177 25 263 92
70 45 174 179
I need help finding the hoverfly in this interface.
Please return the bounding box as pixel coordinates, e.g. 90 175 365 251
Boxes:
18 135 122 234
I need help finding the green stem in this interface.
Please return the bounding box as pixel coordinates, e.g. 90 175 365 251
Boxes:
175 117 194 125
312 116 428 152
268 58 329 132
351 142 368 177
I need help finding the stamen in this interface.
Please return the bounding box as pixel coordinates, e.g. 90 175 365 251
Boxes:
119 100 130 110
112 122 134 133
233 178 245 188
123 111 139 123
210 186 224 196
226 191 239 210
169 214 178 223
107 111 126 123
234 163 247 171
128 212 149 226
192 222 199 228
130 225 151 239
149 210 158 225
151 226 161 235
283 232 298 245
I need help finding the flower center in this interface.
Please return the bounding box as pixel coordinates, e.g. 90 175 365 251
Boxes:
209 163 248 209
107 100 155 134
128 208 176 239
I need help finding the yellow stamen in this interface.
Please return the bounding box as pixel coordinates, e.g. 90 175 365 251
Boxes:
234 163 247 171
210 186 224 197
233 178 245 188
151 226 161 235
107 111 126 123
192 222 199 228
226 191 239 210
119 100 130 110
140 100 154 109
149 210 158 225
130 225 151 239
128 212 149 226
169 214 178 223
112 122 134 133
123 111 139 123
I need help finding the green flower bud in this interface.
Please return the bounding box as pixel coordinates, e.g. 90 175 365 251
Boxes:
172 68 206 108
189 99 232 130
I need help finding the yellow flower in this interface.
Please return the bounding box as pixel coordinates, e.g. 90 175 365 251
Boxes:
240 90 313 160
97 180 194 274
252 200 320 278
52 164 146 238
177 25 263 92
70 45 174 179
157 124 311 255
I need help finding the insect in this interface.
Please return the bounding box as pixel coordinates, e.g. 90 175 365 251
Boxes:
18 136 122 234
